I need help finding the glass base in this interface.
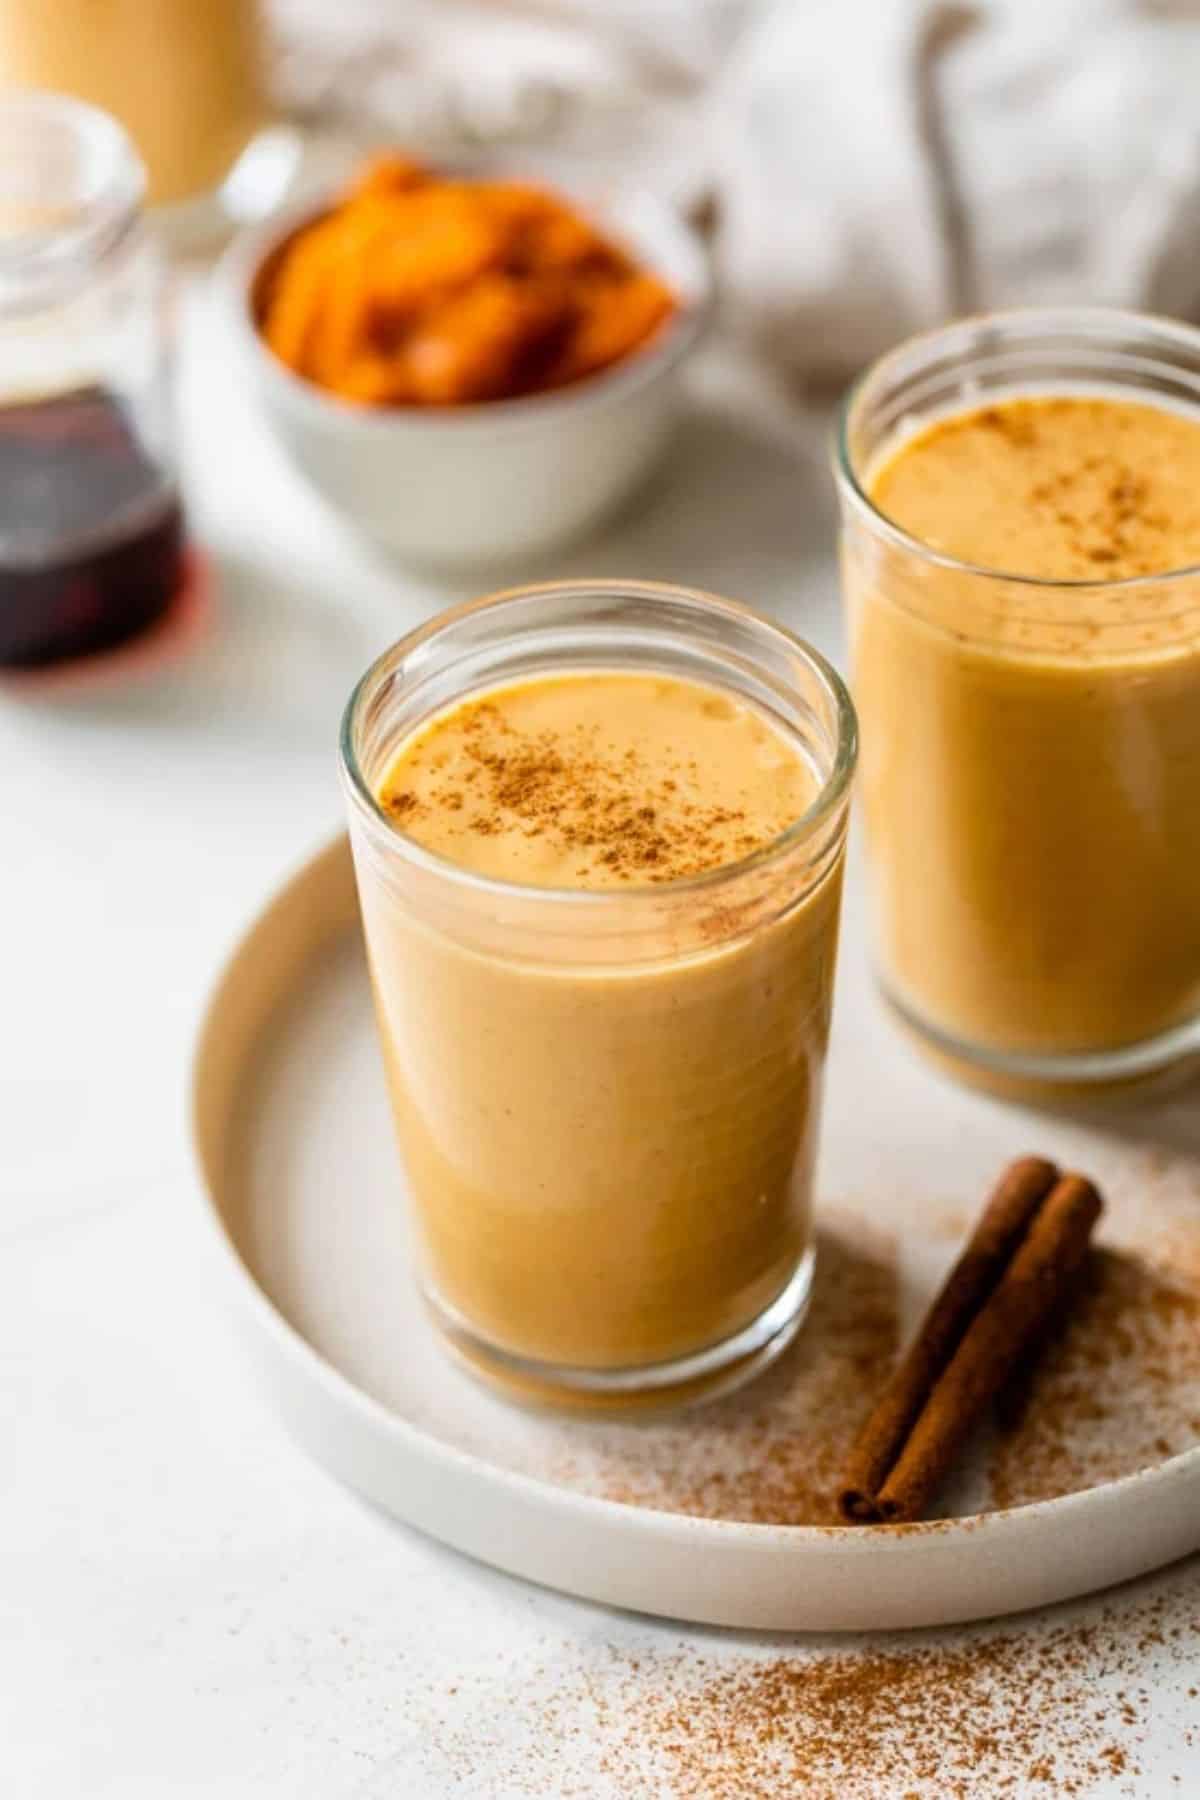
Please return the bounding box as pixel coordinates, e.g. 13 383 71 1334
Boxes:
882 978 1200 1104
424 1248 816 1416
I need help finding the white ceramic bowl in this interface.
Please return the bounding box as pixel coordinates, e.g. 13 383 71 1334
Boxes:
221 185 711 566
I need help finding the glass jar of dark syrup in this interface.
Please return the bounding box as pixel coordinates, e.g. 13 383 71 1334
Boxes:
0 92 184 669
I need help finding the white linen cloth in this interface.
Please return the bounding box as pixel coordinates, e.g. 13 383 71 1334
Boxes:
270 0 1200 384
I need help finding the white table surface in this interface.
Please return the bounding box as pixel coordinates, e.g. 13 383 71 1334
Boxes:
4 282 1198 1799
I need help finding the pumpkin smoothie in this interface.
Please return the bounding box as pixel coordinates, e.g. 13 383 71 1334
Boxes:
844 389 1200 1065
345 650 852 1397
0 0 265 205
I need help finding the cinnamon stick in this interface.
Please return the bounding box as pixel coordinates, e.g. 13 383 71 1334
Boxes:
876 1175 1101 1522
838 1156 1059 1522
993 1255 1093 1434
838 1161 1102 1525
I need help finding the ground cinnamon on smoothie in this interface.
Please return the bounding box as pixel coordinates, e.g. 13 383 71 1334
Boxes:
872 395 1200 579
379 673 811 888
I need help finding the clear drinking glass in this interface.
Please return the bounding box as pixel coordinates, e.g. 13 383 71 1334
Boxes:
0 0 278 215
0 2 303 249
341 581 856 1410
835 307 1200 1090
0 92 185 667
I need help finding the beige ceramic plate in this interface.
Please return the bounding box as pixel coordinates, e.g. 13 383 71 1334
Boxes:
191 835 1200 1631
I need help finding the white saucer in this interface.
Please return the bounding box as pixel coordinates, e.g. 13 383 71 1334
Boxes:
190 835 1200 1631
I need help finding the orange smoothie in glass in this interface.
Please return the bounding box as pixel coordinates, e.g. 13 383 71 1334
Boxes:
342 583 855 1407
838 314 1200 1087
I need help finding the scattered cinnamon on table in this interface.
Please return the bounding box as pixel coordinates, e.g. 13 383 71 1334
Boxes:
838 1156 1103 1524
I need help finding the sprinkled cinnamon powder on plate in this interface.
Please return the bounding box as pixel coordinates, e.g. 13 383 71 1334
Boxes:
990 1246 1200 1508
422 1200 1200 1529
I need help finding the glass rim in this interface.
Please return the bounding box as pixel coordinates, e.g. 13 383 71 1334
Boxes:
833 303 1200 592
339 578 857 909
0 90 145 309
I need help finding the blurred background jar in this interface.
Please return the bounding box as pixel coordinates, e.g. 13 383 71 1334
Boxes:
0 92 186 667
0 0 297 230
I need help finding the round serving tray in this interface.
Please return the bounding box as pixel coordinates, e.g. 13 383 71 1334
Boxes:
190 835 1200 1631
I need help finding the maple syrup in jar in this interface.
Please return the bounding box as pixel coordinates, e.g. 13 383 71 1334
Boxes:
0 93 185 669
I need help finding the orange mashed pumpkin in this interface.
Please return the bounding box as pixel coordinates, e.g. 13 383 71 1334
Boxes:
255 156 678 407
